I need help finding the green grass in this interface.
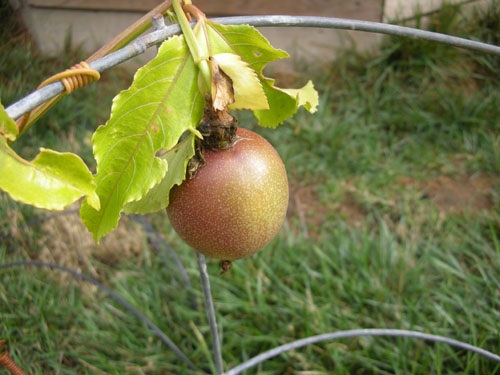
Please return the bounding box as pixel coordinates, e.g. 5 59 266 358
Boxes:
1 2 500 374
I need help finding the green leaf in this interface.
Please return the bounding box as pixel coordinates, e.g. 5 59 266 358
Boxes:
0 137 99 210
204 22 290 75
123 134 195 215
203 22 318 128
253 78 299 127
282 80 319 113
0 102 19 141
80 35 204 242
254 80 319 128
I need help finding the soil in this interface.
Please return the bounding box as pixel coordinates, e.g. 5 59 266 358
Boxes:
399 173 497 213
287 184 329 238
288 173 497 236
337 192 366 227
287 182 365 238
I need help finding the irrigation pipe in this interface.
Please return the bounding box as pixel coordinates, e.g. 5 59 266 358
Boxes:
223 329 500 375
5 15 500 121
0 260 197 371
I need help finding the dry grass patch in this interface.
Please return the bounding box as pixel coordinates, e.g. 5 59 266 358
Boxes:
36 203 145 287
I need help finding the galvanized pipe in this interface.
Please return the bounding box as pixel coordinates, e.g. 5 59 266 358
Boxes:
5 15 500 121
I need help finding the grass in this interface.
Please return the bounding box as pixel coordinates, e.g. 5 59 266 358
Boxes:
1 1 500 374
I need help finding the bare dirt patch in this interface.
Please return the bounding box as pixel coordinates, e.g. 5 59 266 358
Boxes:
336 192 366 227
287 173 497 237
287 182 367 237
399 173 497 213
287 183 329 238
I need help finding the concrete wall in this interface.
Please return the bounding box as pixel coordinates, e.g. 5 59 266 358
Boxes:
384 0 465 21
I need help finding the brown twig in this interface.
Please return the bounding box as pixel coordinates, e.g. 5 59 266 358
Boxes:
183 3 206 22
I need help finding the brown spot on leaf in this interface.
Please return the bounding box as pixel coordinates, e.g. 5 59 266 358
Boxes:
150 122 160 134
210 57 235 111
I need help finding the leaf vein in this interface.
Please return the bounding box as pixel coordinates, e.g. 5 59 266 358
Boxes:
139 56 185 81
119 78 174 109
90 53 192 236
113 102 162 127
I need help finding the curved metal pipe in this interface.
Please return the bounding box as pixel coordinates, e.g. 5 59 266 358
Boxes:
224 328 500 374
5 15 500 120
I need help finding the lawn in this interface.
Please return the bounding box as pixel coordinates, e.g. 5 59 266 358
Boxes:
1 2 499 374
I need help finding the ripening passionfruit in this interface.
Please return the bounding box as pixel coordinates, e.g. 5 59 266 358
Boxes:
167 128 288 260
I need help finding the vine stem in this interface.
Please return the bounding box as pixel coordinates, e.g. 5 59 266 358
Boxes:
15 0 173 134
196 253 224 374
171 0 211 92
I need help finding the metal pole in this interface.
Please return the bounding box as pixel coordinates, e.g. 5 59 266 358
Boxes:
223 328 500 375
5 16 500 121
196 253 224 374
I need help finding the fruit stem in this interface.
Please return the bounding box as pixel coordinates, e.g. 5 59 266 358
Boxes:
172 0 211 93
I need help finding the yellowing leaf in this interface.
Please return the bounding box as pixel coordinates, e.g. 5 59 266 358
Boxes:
282 81 319 113
0 102 18 141
211 53 269 111
0 138 99 210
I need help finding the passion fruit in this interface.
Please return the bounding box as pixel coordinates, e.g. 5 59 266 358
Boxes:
167 128 288 260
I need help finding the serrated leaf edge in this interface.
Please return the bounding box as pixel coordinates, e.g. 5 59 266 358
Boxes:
0 140 99 210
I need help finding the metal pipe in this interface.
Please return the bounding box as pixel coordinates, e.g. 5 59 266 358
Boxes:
5 15 500 121
196 253 224 374
223 328 500 374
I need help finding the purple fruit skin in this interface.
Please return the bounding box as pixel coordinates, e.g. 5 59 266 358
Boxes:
167 128 289 260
